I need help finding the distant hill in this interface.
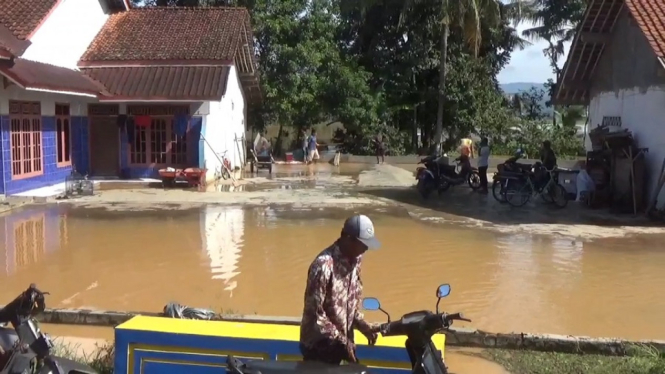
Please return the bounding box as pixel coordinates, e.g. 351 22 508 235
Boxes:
499 82 547 94
499 82 552 116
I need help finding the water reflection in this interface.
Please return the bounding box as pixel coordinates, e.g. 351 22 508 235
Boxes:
0 206 65 276
202 206 243 294
1 205 665 340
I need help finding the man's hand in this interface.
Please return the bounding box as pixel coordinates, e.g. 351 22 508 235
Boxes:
363 323 381 346
345 341 358 363
364 331 378 346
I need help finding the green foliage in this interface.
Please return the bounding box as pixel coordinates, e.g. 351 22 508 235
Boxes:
486 346 665 374
488 86 584 157
132 0 582 157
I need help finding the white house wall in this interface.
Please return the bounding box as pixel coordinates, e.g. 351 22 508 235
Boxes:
201 205 244 295
0 84 95 115
588 87 665 206
204 66 246 177
22 0 110 70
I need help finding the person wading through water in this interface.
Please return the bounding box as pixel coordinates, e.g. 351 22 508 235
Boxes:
299 215 381 364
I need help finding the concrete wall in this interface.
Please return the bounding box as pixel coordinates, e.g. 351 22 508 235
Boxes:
587 9 665 207
31 309 665 356
205 66 246 177
22 0 110 69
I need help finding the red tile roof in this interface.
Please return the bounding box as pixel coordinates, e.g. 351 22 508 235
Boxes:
80 7 250 64
82 66 230 100
0 58 105 95
625 0 665 58
0 0 58 40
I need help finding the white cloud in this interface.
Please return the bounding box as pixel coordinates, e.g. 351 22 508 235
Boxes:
497 22 571 84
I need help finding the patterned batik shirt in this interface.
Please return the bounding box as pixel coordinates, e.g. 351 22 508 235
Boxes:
300 243 372 348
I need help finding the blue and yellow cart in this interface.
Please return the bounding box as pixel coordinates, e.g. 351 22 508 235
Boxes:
114 316 445 374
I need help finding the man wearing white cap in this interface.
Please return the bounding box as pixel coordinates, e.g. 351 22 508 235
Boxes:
299 214 381 364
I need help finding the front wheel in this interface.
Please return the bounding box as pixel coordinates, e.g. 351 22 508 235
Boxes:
467 171 481 190
506 180 532 207
551 183 569 208
221 168 231 180
492 180 507 203
417 178 433 199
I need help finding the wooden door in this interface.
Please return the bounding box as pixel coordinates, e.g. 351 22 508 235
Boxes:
89 117 120 177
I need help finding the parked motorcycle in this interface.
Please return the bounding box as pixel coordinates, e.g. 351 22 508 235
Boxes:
416 155 480 199
492 150 532 203
226 283 468 374
0 284 97 374
361 283 468 374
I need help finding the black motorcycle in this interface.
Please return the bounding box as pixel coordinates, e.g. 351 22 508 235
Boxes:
226 283 467 374
361 284 468 374
0 284 97 374
492 152 532 203
416 155 481 199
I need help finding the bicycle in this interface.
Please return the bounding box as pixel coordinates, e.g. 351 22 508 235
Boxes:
504 167 568 208
214 150 232 180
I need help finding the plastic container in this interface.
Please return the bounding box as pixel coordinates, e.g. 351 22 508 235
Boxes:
285 152 294 162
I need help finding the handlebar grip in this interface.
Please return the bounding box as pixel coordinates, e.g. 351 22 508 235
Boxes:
446 313 472 323
379 321 402 336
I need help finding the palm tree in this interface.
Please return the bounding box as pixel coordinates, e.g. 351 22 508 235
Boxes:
399 0 530 152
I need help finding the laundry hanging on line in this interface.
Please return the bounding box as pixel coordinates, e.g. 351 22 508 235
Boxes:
174 113 189 137
134 115 152 127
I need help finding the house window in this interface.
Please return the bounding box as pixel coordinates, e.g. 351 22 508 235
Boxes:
9 101 43 179
55 104 71 166
128 117 188 165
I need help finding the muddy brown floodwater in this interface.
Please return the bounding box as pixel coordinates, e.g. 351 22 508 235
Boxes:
2 203 665 344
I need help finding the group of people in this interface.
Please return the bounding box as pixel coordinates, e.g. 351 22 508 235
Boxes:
458 138 557 194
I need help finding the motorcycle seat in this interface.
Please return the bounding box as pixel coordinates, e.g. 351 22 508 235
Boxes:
495 171 526 179
228 356 369 374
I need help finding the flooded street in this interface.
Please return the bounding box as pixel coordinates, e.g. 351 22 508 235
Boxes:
2 201 665 341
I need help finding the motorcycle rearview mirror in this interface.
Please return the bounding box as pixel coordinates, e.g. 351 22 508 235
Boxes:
435 284 451 314
362 297 391 322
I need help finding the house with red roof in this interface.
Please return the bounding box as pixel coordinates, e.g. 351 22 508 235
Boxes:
554 0 665 202
0 0 259 195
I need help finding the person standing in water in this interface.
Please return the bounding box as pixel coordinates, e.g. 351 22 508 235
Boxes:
307 129 320 164
477 137 490 194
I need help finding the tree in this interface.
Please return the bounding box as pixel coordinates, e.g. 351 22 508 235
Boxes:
134 0 382 155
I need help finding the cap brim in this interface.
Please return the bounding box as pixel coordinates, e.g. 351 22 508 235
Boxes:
358 236 380 249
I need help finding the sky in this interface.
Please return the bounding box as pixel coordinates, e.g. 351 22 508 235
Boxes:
497 23 571 84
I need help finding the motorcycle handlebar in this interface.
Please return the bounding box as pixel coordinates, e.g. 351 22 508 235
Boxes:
445 312 472 323
0 284 48 325
379 312 471 336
